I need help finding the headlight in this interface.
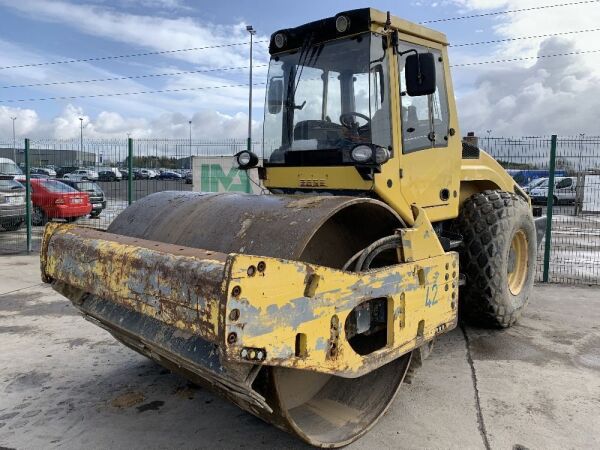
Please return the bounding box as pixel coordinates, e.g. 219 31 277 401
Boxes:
374 147 391 164
237 152 251 166
351 145 373 163
335 15 350 33
274 33 286 49
234 151 259 169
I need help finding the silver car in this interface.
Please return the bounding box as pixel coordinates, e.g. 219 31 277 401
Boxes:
63 169 99 181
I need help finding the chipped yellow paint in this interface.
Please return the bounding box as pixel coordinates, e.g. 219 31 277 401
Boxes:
222 204 457 377
41 224 226 342
41 207 458 378
224 251 457 378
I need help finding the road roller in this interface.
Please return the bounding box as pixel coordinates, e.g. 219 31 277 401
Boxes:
40 8 542 447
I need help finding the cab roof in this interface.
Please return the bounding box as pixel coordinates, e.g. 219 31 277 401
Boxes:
269 7 448 54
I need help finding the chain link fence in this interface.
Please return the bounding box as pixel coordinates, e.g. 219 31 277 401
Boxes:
1 136 599 285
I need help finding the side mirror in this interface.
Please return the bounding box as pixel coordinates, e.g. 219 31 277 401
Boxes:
405 52 436 97
267 78 284 114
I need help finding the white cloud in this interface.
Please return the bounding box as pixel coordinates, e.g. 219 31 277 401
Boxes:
457 38 600 135
31 103 260 140
447 0 600 135
0 0 271 69
0 106 39 139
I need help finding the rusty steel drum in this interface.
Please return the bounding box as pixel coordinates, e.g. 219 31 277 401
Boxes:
104 191 412 447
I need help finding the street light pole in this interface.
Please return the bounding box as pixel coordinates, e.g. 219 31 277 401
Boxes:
11 117 17 163
188 120 192 169
79 117 84 166
246 25 256 153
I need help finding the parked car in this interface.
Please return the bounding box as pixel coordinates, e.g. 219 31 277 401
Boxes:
63 169 99 181
119 168 129 180
530 176 577 205
56 166 80 178
134 169 151 179
29 178 92 225
158 170 182 180
98 170 121 181
523 177 547 194
0 157 23 177
0 175 26 231
507 169 567 186
31 167 57 177
60 180 106 218
184 171 192 184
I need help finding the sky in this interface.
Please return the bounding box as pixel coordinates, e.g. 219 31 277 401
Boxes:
0 0 599 140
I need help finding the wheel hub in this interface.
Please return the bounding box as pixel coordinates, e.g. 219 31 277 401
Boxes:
507 229 529 295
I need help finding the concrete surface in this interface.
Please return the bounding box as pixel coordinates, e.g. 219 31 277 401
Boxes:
1 255 599 449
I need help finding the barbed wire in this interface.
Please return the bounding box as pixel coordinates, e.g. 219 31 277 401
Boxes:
0 40 269 71
421 0 600 24
451 48 600 67
0 64 268 89
451 28 600 47
0 82 267 103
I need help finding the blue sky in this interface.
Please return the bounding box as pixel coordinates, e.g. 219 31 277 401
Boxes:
0 0 598 139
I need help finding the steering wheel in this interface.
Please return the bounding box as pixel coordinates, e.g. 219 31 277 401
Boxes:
340 112 371 129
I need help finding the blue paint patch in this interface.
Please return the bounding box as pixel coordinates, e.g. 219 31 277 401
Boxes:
315 337 327 351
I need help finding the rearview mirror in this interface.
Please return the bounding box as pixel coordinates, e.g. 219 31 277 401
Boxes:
267 78 284 114
405 52 436 97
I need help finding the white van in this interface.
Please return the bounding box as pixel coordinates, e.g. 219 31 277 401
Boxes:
530 176 577 205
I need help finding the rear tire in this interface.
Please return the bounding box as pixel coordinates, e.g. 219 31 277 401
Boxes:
455 190 536 328
32 207 48 226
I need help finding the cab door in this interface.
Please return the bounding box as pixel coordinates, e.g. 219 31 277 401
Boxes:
396 40 461 222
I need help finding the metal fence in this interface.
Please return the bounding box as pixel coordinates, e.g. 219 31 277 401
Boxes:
1 136 599 285
0 138 249 253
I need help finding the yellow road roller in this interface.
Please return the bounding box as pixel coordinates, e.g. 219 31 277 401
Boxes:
41 8 542 447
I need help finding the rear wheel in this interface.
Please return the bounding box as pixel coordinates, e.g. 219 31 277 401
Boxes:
32 207 48 226
455 190 536 328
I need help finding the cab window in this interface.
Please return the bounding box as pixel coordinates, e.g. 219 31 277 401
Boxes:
397 42 449 153
556 178 573 189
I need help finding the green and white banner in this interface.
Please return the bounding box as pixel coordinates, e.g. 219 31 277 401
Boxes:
191 156 261 194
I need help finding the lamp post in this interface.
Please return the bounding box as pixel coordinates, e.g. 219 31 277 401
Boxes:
188 120 192 169
10 117 17 163
79 117 84 166
246 25 256 153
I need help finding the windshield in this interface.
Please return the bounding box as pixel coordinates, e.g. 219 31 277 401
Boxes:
0 161 23 176
526 178 546 189
536 179 549 188
76 182 102 193
40 180 79 193
263 32 391 164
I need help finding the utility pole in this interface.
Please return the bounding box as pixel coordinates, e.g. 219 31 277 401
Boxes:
246 25 256 153
11 117 17 163
79 117 84 166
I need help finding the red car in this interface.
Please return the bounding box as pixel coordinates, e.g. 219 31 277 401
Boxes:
29 179 92 226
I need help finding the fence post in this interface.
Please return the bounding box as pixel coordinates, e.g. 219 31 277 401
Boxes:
542 135 557 282
24 138 32 253
127 138 133 205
